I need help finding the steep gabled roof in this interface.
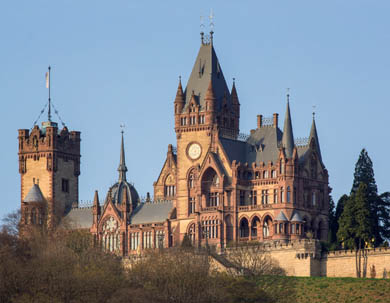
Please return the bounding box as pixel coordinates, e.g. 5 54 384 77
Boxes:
275 211 288 221
183 42 230 112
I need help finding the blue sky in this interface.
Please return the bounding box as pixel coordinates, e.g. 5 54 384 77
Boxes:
1 1 389 219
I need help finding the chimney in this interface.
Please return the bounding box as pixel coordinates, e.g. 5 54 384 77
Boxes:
273 113 279 128
257 115 262 128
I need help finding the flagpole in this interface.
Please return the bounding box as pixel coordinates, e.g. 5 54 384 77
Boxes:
48 66 51 122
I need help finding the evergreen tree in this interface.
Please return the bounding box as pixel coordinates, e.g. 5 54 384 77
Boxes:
328 196 337 246
338 183 373 277
351 149 389 245
332 195 349 247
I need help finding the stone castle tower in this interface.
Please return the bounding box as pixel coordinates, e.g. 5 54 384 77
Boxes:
18 74 81 229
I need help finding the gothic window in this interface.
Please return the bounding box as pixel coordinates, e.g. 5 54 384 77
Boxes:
255 171 260 179
263 170 269 179
188 172 195 189
189 197 196 214
292 224 296 234
280 160 285 174
280 187 284 203
287 186 291 203
250 190 257 205
239 218 249 238
251 217 260 237
180 117 187 126
188 224 196 244
143 231 153 249
190 116 196 125
202 168 221 207
263 220 270 238
199 115 205 124
102 217 121 253
296 224 300 234
164 174 176 198
273 189 278 203
271 170 277 178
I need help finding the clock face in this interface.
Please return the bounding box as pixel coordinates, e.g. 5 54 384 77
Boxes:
188 143 202 160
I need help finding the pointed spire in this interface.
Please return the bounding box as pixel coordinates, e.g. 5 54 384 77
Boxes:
282 93 294 158
309 114 322 161
231 78 240 105
205 78 216 101
174 76 185 104
93 190 100 215
118 130 128 182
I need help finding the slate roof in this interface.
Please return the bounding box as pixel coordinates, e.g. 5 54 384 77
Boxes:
63 207 95 229
220 126 283 165
183 42 230 112
290 212 304 222
131 201 173 224
275 211 288 221
24 184 44 202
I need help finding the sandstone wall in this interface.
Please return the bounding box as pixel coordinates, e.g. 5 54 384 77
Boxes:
323 247 390 278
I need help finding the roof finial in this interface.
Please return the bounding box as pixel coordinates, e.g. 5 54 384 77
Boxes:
118 124 128 182
312 105 316 120
209 9 214 43
286 87 290 103
200 15 205 44
45 66 52 122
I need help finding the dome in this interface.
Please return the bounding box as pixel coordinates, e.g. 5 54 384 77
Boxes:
109 180 139 208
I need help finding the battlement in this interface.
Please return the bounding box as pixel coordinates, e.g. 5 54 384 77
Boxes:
325 247 390 258
18 123 80 156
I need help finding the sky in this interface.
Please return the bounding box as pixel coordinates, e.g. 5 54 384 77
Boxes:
1 0 390 219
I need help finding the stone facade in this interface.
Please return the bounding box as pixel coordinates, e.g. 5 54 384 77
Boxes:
18 121 80 229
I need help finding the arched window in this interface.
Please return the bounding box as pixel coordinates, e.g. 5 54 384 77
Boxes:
287 186 291 203
273 189 278 203
202 168 221 207
164 174 176 198
263 170 269 179
251 217 260 237
279 223 284 234
188 224 196 244
263 221 269 237
280 187 284 203
280 160 285 174
102 217 121 253
271 170 277 178
188 172 195 189
239 218 249 238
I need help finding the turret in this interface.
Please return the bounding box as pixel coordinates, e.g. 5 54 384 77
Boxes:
92 190 100 225
205 79 216 123
309 114 322 162
282 95 294 159
174 77 185 114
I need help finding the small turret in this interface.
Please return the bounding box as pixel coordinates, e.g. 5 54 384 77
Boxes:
205 79 216 112
174 77 185 114
309 114 322 162
282 95 294 158
92 190 100 225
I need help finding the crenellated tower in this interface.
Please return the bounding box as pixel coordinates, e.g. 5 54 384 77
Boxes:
18 68 81 229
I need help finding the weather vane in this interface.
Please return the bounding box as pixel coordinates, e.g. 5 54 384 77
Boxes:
209 9 214 32
120 123 125 134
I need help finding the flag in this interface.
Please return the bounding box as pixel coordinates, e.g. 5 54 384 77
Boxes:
45 71 49 88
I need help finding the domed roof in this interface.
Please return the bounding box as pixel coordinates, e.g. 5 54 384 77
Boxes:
109 180 139 207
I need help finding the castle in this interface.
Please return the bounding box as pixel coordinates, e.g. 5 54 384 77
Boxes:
18 30 330 257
